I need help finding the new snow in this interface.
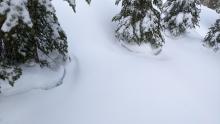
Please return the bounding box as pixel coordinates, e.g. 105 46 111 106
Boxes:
0 0 220 124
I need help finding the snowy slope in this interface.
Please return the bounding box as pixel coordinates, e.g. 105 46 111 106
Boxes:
0 0 220 124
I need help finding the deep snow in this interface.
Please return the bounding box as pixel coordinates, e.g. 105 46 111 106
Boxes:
0 0 220 124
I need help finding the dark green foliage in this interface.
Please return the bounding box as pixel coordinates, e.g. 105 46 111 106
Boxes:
204 19 220 51
153 0 163 10
65 0 91 12
203 6 220 51
216 6 220 13
0 64 22 87
0 0 68 87
113 0 164 52
201 0 220 10
162 0 201 36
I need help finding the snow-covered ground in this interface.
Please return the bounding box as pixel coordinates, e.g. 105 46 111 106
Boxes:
0 0 220 124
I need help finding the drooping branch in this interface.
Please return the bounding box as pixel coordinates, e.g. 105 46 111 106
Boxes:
64 0 91 12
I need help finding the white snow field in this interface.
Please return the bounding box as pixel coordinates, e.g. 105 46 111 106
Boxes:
0 0 220 124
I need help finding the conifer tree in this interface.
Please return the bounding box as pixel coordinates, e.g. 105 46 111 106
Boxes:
204 9 220 51
113 0 164 55
162 0 201 36
65 0 91 12
0 0 90 88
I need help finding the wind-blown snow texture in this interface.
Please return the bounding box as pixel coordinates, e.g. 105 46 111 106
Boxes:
0 0 220 124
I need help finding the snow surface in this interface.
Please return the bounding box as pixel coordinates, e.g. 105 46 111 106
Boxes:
0 0 220 124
